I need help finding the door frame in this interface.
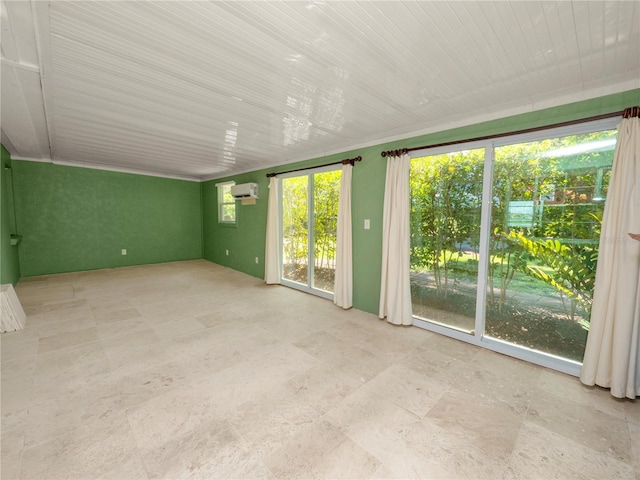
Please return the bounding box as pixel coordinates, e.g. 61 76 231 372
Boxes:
409 117 619 377
279 164 340 300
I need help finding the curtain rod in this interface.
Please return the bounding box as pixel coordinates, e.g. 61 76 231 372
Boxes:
266 156 361 178
380 109 626 158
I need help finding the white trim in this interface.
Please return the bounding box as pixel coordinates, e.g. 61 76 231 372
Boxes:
51 159 201 182
410 139 491 159
0 57 39 73
475 145 494 342
278 166 340 300
412 317 581 376
31 0 55 160
217 183 237 224
491 117 620 148
12 156 201 181
278 163 342 180
10 156 51 163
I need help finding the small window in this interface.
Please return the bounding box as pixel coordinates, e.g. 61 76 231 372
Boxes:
217 182 236 224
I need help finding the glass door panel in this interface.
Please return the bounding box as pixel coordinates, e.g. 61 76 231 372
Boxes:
410 148 485 334
486 130 616 361
281 168 341 297
312 170 341 293
282 176 309 286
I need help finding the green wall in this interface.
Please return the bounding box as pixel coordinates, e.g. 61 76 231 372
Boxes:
12 161 203 277
203 89 640 315
1 146 21 285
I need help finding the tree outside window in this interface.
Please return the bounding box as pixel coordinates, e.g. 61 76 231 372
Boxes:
218 183 236 224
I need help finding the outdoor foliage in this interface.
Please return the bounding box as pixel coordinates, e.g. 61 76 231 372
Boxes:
282 170 341 286
507 231 597 328
410 128 616 359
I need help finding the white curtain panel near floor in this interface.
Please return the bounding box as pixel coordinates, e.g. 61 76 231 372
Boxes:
1 284 26 333
264 176 281 285
334 163 353 309
581 110 640 399
379 153 412 326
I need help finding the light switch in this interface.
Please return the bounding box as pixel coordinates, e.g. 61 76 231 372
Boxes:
364 219 370 230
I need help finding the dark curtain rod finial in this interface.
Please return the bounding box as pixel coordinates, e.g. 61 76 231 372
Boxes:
341 155 362 165
381 148 408 158
622 106 640 118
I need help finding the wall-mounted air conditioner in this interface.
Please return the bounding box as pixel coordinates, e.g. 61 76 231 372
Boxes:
230 183 258 199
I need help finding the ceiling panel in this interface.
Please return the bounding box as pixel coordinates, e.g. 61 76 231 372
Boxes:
1 1 638 181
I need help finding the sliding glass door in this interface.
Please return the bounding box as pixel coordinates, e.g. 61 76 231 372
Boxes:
410 148 484 334
281 167 341 298
410 119 618 373
485 129 616 362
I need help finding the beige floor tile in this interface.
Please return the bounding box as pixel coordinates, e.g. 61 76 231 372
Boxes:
196 309 246 328
99 325 162 351
37 326 98 354
527 389 633 464
1 453 21 480
425 388 524 462
23 316 97 343
92 306 142 324
96 316 149 340
20 412 139 479
139 418 271 480
293 331 350 360
104 340 173 377
22 300 90 326
31 342 111 398
624 401 640 426
127 384 223 454
15 284 76 307
265 419 381 479
22 376 123 449
400 344 473 386
0 337 39 363
96 452 150 480
359 363 451 417
178 345 246 384
115 359 191 409
228 385 320 458
283 362 362 414
628 421 640 478
1 358 36 414
451 349 542 415
378 418 509 479
537 369 630 419
326 387 421 465
507 421 635 480
1 409 26 459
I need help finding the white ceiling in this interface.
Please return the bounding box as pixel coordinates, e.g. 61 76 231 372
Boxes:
1 1 639 181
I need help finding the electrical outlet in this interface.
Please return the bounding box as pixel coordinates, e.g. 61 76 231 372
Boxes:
225 249 229 256
364 219 370 230
121 249 127 255
255 257 259 264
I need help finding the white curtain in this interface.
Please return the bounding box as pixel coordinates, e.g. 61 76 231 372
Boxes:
379 153 412 326
580 114 640 399
334 163 353 309
264 176 281 284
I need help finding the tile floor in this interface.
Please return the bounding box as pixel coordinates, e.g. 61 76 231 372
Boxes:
1 260 638 479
